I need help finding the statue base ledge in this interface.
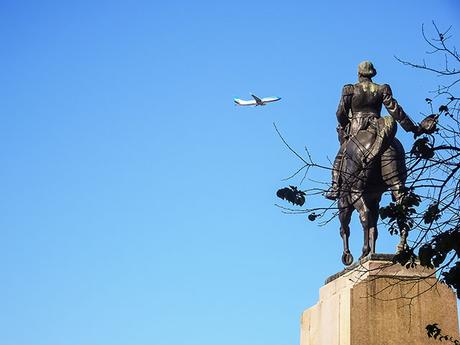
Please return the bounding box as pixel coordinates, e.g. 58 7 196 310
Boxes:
300 253 459 345
325 253 395 284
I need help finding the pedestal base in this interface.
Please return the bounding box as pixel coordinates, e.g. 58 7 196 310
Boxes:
300 254 459 345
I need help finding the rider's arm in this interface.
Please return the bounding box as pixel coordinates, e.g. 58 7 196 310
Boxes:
336 84 353 129
381 84 417 133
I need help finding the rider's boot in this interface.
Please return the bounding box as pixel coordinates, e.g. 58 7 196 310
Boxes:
325 182 339 200
326 156 341 200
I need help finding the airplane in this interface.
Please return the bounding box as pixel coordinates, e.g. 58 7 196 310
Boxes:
234 94 281 106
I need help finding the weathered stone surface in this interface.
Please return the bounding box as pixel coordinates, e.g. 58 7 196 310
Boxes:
300 255 459 345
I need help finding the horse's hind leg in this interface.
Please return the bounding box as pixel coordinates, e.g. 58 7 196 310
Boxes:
339 201 354 266
397 229 409 253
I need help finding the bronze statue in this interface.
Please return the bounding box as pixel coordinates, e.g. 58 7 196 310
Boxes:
326 61 423 266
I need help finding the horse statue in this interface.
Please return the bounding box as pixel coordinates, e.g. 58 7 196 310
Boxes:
337 117 410 265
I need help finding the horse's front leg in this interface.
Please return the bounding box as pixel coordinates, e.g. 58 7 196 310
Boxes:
339 200 354 266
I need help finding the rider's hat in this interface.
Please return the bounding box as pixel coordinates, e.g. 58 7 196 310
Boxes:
358 61 377 78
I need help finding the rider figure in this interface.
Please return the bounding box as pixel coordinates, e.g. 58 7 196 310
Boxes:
325 61 420 201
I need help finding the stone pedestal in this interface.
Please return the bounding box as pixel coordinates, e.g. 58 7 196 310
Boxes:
300 254 459 345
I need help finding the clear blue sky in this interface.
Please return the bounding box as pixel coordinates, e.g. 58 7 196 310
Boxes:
1 1 459 345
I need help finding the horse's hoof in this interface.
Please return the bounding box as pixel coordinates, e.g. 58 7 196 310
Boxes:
360 249 370 260
342 251 354 266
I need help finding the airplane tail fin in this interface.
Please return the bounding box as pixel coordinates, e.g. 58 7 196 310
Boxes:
251 94 263 104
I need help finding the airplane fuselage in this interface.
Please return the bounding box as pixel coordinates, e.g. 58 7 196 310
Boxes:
234 95 281 106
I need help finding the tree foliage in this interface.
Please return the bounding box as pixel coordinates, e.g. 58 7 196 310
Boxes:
426 323 460 344
392 22 460 297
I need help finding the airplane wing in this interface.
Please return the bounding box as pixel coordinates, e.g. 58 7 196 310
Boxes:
261 97 281 103
234 98 257 106
251 94 263 103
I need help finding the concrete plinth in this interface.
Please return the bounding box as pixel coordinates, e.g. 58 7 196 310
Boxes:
300 254 459 345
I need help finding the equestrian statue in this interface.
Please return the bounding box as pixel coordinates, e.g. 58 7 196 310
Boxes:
325 61 426 266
